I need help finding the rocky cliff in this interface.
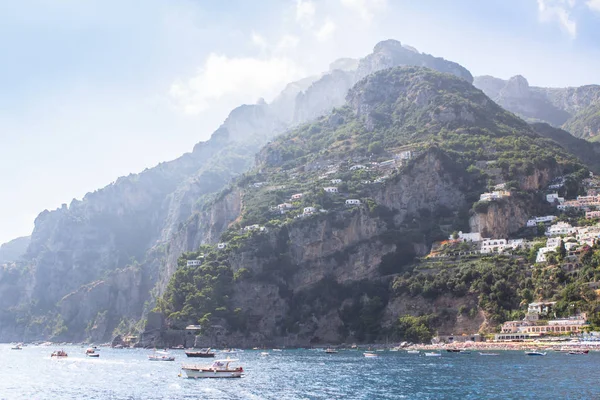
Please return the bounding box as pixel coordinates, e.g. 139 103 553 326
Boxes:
0 39 481 343
474 75 600 140
158 66 586 347
0 236 30 264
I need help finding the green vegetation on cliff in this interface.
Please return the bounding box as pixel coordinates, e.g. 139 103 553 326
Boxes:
160 66 595 345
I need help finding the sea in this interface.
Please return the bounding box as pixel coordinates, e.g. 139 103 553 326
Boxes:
0 345 598 399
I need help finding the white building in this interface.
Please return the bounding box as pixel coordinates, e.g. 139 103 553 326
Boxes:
536 247 556 263
526 215 557 227
480 239 508 254
349 165 366 171
546 237 562 248
586 211 600 219
479 190 511 202
187 260 203 267
291 193 304 200
330 179 342 184
278 203 293 210
345 199 361 206
303 207 317 215
253 182 267 188
451 231 483 242
397 150 413 160
323 187 338 193
217 243 227 249
244 224 264 232
546 221 575 236
378 160 396 169
546 193 566 205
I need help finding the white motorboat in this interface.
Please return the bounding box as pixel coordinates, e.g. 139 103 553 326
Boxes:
524 351 546 356
424 352 441 357
406 350 420 354
181 358 243 379
363 352 378 358
479 352 499 356
260 352 269 356
325 348 338 354
11 343 23 350
149 350 175 361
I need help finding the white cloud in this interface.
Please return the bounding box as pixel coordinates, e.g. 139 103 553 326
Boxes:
251 32 268 50
169 54 304 114
296 0 316 27
315 18 336 41
587 0 600 12
276 35 300 51
536 0 577 38
340 0 387 22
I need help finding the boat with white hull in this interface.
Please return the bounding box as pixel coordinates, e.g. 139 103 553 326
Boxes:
181 359 243 379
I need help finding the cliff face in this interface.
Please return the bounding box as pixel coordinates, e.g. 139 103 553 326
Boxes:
191 149 471 347
0 236 30 264
2 39 477 342
474 75 600 140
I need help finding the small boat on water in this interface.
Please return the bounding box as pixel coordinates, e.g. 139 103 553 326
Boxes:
11 343 23 350
85 348 100 358
272 349 282 352
51 350 68 358
446 349 461 353
149 350 175 361
479 352 499 356
363 352 378 358
424 352 441 357
181 358 243 379
568 350 589 355
525 351 546 356
459 350 471 354
325 348 338 354
185 348 215 358
260 352 269 356
406 350 420 354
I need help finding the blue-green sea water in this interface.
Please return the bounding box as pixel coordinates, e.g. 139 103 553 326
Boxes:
0 345 598 399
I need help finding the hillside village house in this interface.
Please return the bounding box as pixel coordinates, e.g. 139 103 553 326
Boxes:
330 179 342 184
345 199 361 206
278 203 293 210
586 211 600 219
495 301 588 340
187 260 203 267
536 237 562 263
244 224 265 232
217 243 227 249
479 190 510 202
451 231 482 242
396 150 413 160
480 238 528 254
546 221 575 236
526 215 557 227
378 160 396 169
253 182 266 188
323 187 338 193
291 193 304 200
546 193 565 204
349 164 366 171
303 207 317 215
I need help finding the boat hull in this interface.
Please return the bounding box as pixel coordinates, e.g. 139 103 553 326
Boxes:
182 368 243 379
185 352 215 358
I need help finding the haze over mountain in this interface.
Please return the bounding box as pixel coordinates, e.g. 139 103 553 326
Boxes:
474 75 600 141
0 39 484 342
3 0 600 246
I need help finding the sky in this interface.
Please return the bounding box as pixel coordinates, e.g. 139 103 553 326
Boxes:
1 0 600 244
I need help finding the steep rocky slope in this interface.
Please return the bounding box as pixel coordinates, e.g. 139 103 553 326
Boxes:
0 40 477 342
158 67 586 347
0 236 30 263
474 75 600 140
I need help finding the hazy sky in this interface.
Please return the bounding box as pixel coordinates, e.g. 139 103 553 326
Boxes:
1 0 599 244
